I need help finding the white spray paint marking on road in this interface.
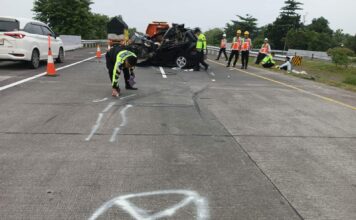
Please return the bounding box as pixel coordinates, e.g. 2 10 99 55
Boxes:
110 104 133 142
102 102 116 113
211 79 216 82
85 113 104 141
92 97 108 103
120 94 136 100
159 66 167 78
89 190 209 220
0 55 99 92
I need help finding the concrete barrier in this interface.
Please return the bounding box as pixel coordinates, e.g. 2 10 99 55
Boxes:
288 49 331 61
59 35 82 51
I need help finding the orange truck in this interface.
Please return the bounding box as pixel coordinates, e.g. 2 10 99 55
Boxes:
146 22 170 38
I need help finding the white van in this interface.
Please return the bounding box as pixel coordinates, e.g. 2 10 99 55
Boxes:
0 16 64 68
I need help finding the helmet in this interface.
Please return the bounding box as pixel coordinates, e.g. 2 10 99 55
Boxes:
194 28 201 34
236 30 242 34
244 31 249 35
264 38 268 41
223 33 226 37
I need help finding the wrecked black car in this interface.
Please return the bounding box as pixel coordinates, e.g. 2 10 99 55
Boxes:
131 24 198 68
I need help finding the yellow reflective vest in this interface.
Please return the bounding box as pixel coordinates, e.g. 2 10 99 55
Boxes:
112 50 137 86
196 33 207 52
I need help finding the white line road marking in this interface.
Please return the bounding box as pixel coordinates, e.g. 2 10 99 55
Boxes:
89 190 209 220
211 79 216 82
92 97 108 103
85 113 104 141
110 104 133 143
0 55 99 92
209 72 216 77
159 66 167 78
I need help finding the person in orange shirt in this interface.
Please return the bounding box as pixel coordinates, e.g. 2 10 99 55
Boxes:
241 31 252 69
255 38 271 64
227 30 242 67
216 33 228 61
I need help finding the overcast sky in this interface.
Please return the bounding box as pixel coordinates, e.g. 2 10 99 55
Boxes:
1 0 355 34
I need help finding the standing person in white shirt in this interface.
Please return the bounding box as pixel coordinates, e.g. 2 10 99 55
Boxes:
216 33 228 61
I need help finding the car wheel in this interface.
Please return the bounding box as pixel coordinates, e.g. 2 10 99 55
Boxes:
56 47 64 63
175 56 187 68
29 49 40 69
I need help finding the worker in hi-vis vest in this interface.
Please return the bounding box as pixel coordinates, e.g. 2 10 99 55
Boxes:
261 52 276 68
227 30 242 67
216 33 228 61
194 28 209 71
255 38 271 64
241 31 252 69
111 50 137 97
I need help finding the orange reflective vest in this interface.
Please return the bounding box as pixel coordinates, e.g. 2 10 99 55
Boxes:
260 43 270 54
241 38 251 51
220 39 227 48
232 37 241 50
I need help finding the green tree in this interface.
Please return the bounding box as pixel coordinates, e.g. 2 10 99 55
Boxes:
225 14 258 41
345 35 356 53
327 47 354 67
33 0 109 39
204 28 224 46
90 13 110 39
266 0 303 50
307 17 333 35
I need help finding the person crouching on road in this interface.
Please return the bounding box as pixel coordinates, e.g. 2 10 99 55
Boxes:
256 38 271 64
110 50 137 97
241 31 252 69
261 52 276 68
194 28 209 71
216 33 228 61
227 30 242 67
106 39 138 95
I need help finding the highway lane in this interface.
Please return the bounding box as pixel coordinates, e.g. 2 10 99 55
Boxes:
0 52 355 219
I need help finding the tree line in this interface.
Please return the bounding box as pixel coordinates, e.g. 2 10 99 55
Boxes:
205 0 356 53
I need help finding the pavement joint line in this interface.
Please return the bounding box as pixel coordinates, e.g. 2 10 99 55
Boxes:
208 59 356 111
0 55 99 92
159 66 167 78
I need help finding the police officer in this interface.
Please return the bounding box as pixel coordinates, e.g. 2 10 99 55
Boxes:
110 50 138 97
194 28 209 71
106 39 138 95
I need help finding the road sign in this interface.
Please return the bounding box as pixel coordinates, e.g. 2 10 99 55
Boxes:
292 56 303 66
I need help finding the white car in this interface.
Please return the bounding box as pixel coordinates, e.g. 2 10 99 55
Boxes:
0 16 64 68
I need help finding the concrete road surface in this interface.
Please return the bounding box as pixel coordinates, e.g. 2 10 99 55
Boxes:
0 49 355 220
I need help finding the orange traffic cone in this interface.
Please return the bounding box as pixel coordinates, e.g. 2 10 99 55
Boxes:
96 44 102 62
46 47 57 76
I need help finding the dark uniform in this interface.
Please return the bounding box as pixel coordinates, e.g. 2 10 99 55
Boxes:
105 44 136 90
